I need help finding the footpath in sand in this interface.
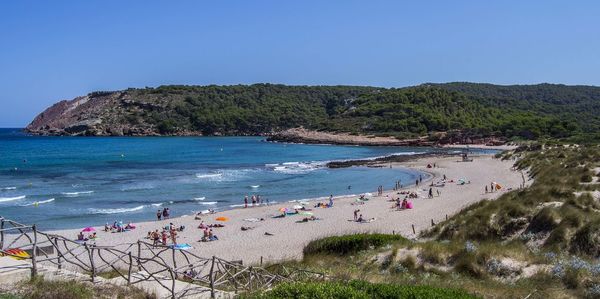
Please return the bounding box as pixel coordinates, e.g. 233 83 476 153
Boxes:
49 154 525 266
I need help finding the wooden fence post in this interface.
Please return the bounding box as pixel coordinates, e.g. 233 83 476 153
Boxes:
411 224 416 234
209 256 216 299
137 241 141 271
431 219 435 226
31 224 38 278
86 244 96 282
0 217 4 249
168 267 176 299
54 237 63 270
127 252 133 285
172 247 177 278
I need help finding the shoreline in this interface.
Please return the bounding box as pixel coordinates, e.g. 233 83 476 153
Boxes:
34 153 523 266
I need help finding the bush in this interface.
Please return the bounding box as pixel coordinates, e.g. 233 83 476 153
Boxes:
581 174 593 183
246 281 479 299
303 234 407 256
528 208 560 233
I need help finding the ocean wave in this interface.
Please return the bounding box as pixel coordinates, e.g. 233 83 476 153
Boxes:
194 197 206 201
267 161 325 174
0 195 26 202
120 182 155 191
151 203 163 207
250 185 260 188
194 169 256 182
62 191 94 197
21 198 55 206
1 187 16 191
88 205 145 214
199 201 217 205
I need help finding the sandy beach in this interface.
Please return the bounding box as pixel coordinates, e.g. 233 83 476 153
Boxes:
45 153 524 266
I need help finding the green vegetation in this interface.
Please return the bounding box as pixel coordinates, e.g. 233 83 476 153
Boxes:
84 83 600 140
0 277 156 299
303 233 408 255
245 280 478 299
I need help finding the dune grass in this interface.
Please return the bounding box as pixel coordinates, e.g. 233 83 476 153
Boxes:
303 233 408 256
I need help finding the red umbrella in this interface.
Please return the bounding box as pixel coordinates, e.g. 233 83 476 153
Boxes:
81 227 95 232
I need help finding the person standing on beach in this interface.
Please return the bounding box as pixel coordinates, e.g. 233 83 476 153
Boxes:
329 195 334 207
244 196 248 208
419 175 422 184
354 209 360 221
415 179 419 186
485 185 488 193
161 230 168 245
428 188 433 198
157 210 162 221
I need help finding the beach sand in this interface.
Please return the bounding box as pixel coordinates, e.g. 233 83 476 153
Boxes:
47 154 525 265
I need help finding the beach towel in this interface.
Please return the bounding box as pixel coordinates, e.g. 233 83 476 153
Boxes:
172 243 192 250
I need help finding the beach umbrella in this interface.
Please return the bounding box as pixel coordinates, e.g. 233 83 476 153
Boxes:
215 216 229 222
81 227 95 232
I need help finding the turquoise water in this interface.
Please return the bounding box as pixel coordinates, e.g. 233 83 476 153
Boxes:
0 128 496 229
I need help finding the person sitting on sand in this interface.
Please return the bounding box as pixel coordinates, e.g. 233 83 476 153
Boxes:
208 229 218 241
104 223 110 232
77 231 86 241
241 226 253 231
401 198 408 209
89 232 97 240
178 225 185 232
357 214 364 222
198 221 208 229
125 222 135 230
146 231 152 239
194 213 202 220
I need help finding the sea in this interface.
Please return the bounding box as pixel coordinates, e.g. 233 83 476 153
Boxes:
0 128 498 230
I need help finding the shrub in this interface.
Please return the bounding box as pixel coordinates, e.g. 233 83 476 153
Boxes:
581 174 593 183
528 208 560 233
246 280 479 299
303 234 407 256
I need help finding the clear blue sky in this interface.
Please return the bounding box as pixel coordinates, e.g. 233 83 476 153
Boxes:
1 1 599 127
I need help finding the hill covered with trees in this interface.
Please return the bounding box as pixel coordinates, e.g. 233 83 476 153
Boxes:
26 83 600 142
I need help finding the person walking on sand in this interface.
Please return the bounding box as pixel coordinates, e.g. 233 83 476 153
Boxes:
244 196 248 208
354 209 360 221
428 187 433 199
485 185 488 193
436 189 440 197
419 175 422 184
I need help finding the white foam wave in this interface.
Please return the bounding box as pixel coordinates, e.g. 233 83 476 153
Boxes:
120 182 155 191
62 191 94 197
1 187 16 191
194 169 255 182
88 205 145 214
229 204 246 208
194 197 206 201
22 198 55 206
267 161 324 174
250 185 260 188
0 195 26 202
151 203 163 207
199 201 217 205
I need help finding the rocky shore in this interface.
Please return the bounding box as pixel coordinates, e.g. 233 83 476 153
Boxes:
266 127 435 146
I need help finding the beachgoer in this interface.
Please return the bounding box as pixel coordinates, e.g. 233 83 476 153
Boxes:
357 214 364 222
157 210 162 221
209 229 218 241
244 196 248 208
419 175 422 183
104 223 110 232
77 231 85 241
89 232 97 239
354 209 360 221
170 229 178 245
161 230 168 245
328 195 334 207
251 195 256 206
485 185 488 193
428 188 433 199
436 189 440 197
443 174 447 180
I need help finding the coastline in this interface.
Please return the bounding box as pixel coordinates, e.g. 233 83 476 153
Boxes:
39 152 523 266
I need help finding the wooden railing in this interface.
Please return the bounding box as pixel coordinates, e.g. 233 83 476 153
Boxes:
0 217 323 298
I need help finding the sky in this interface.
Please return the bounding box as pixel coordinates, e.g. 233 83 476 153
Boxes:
1 1 599 127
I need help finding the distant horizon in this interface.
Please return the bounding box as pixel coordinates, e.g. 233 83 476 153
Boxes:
2 1 599 127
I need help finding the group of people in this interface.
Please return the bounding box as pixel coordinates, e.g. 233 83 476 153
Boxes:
393 197 413 210
77 231 97 241
104 221 136 233
243 194 265 208
156 208 171 221
147 222 185 246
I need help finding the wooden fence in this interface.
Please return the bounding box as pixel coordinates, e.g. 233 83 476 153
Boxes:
0 217 324 298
